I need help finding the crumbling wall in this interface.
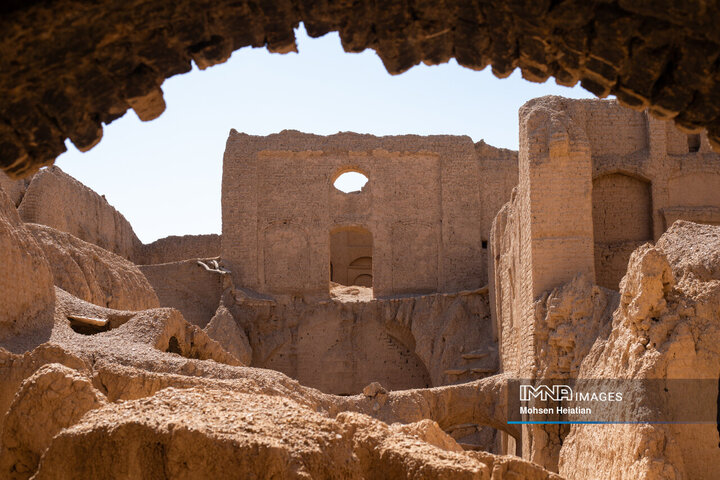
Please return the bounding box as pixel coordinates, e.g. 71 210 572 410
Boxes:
587 102 720 289
18 167 141 260
224 285 497 395
487 98 720 292
134 234 221 265
222 131 507 299
16 167 221 266
0 172 27 207
559 222 720 480
0 190 54 349
27 223 160 311
493 97 596 373
490 96 597 467
490 190 530 378
139 260 225 328
492 96 720 472
476 141 518 285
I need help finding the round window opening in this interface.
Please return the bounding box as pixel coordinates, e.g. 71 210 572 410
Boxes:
333 171 368 193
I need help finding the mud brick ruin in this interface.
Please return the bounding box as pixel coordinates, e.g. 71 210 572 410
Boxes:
221 131 516 298
3 2 720 477
3 94 720 478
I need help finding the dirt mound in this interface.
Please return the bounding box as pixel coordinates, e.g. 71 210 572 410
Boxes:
51 288 241 369
204 304 252 365
0 285 562 479
0 363 106 478
656 220 720 285
33 386 557 480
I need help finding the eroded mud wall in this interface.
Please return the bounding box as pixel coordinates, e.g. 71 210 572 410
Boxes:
134 234 220 265
491 96 720 472
226 288 497 395
221 131 516 298
17 167 141 260
140 260 225 328
559 222 720 480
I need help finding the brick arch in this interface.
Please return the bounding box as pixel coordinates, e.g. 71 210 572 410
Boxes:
2 1 720 177
592 166 653 185
352 273 372 287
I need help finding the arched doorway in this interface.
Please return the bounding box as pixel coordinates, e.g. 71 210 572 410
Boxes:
330 226 373 289
592 172 653 290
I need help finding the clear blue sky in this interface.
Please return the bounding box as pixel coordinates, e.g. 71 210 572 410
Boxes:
56 24 596 244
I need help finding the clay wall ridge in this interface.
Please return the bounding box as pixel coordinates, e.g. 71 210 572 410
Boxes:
10 166 220 265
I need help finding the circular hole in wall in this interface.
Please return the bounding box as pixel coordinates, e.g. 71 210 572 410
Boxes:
333 171 368 193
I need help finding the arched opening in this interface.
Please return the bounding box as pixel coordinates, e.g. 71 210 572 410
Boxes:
333 171 368 193
330 226 373 291
592 172 653 290
688 134 701 153
352 273 372 287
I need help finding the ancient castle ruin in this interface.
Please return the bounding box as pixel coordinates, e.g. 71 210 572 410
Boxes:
2 95 720 479
5 1 720 476
221 131 517 298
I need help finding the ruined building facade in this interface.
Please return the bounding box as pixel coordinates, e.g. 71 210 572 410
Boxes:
3 96 720 478
221 130 517 298
493 95 720 408
221 98 720 301
491 96 720 475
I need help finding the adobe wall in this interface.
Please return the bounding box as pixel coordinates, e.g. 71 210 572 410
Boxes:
586 100 720 290
0 189 55 348
491 96 596 377
0 172 28 207
17 167 141 260
476 141 519 281
134 234 221 265
221 130 517 298
226 287 497 395
14 167 222 267
139 260 225 328
28 223 160 311
491 96 720 469
493 97 720 297
490 96 599 466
